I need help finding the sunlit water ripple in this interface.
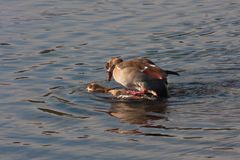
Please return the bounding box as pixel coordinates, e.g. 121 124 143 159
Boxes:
0 0 240 159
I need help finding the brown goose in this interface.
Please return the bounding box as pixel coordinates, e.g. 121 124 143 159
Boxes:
105 57 179 97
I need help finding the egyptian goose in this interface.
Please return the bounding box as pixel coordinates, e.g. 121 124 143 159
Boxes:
86 82 148 99
86 82 129 96
105 57 179 97
86 82 110 93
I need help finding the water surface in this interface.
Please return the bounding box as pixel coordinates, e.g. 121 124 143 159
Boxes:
0 0 240 159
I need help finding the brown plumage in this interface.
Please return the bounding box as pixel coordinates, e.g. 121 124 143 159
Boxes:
105 57 179 97
86 82 110 93
86 82 129 96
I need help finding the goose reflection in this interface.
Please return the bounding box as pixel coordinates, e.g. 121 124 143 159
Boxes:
108 100 167 125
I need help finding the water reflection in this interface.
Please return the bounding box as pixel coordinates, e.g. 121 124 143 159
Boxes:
106 99 179 137
108 100 167 125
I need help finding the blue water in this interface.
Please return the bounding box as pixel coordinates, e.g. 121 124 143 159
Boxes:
0 0 239 159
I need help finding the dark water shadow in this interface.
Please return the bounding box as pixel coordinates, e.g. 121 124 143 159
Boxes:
38 107 89 119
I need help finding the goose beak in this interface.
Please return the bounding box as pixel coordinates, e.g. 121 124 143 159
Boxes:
107 71 112 81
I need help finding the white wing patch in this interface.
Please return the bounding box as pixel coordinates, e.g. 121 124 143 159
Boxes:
140 66 148 72
149 64 157 68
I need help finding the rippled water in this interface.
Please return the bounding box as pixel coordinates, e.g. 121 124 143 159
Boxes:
0 0 240 159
